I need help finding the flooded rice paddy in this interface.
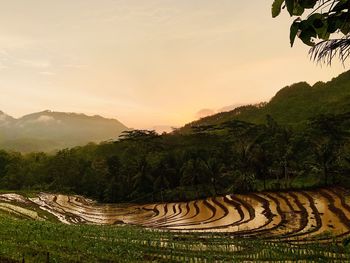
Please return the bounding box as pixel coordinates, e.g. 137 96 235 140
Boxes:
1 187 350 243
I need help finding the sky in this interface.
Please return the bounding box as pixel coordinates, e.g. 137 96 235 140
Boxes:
0 1 346 130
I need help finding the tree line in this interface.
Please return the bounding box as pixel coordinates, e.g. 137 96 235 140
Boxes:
0 113 349 203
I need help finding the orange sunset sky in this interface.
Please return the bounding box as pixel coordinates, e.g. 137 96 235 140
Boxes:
0 1 345 130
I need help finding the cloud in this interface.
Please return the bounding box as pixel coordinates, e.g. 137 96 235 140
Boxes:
0 50 52 70
195 103 244 120
63 64 88 69
39 71 56 76
16 59 50 68
218 103 243 112
195 108 215 119
35 115 55 123
0 112 12 126
0 62 8 70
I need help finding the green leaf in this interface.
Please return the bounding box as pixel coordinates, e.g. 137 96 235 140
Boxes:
293 4 305 16
332 1 349 12
339 13 350 34
327 16 343 33
299 26 317 46
285 0 294 16
299 0 317 8
272 0 285 18
306 13 329 40
314 21 329 39
340 22 350 35
290 20 299 47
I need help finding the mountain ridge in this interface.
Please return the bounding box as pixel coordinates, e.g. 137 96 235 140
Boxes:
0 110 129 152
180 70 350 132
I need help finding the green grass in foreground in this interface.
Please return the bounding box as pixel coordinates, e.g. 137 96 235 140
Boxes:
0 214 350 262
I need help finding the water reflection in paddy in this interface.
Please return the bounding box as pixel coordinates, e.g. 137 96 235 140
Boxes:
0 187 349 242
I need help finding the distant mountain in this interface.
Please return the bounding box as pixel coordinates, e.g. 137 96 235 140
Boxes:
0 110 129 152
181 70 350 132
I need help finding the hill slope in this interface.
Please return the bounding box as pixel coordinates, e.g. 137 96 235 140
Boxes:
0 110 128 152
182 70 350 131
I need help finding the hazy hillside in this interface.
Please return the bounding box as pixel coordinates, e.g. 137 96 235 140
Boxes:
0 110 128 152
181 70 350 132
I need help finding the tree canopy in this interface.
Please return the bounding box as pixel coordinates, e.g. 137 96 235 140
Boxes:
272 0 350 64
0 112 349 204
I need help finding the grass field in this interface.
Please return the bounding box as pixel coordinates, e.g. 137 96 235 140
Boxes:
0 212 349 262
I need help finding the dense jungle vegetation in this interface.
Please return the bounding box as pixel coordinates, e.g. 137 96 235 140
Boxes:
2 71 350 204
0 111 349 203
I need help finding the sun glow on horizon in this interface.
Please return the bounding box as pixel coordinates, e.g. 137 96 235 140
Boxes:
0 1 345 130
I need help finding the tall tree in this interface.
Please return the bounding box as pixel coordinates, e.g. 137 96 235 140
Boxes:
307 113 350 185
221 120 262 192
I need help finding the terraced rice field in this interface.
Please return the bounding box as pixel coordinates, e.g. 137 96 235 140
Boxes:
1 187 350 244
1 188 350 262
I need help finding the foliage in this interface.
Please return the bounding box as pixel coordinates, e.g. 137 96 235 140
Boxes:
0 213 349 262
0 111 349 203
0 73 348 203
272 0 350 64
181 70 350 131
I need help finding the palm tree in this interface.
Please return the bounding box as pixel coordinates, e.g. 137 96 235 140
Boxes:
308 113 350 185
204 157 224 196
310 35 350 65
130 156 153 199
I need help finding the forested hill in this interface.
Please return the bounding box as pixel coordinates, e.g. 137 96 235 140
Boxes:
0 110 128 152
181 70 350 132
